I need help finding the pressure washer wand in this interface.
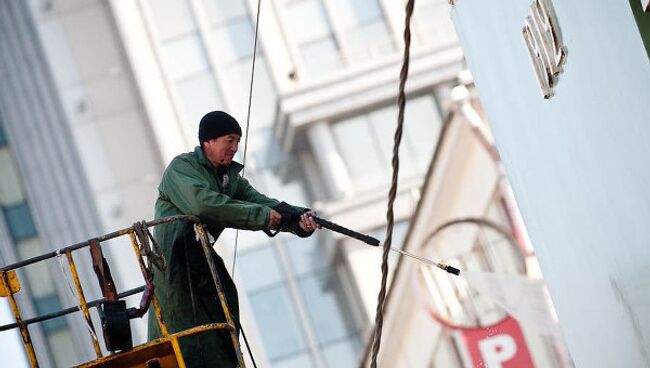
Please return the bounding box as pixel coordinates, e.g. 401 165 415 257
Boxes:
313 217 460 276
388 247 460 275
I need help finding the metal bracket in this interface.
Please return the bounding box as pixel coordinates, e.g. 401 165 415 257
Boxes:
0 271 21 297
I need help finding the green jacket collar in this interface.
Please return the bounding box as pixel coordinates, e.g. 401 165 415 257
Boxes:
194 146 244 174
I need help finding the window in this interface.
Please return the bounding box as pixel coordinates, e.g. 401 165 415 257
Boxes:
0 121 6 146
322 338 361 368
201 0 247 24
238 245 283 291
16 238 56 298
210 18 256 64
413 0 458 48
148 0 196 40
285 236 327 277
331 95 443 192
279 0 394 76
145 0 226 138
298 272 358 344
0 147 24 206
163 34 210 79
332 115 385 191
281 0 342 76
250 286 308 361
46 328 77 367
328 0 394 63
204 0 278 128
145 0 278 133
3 203 38 242
34 294 66 333
176 71 225 131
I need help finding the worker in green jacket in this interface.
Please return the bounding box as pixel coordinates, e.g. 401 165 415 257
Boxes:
147 111 319 367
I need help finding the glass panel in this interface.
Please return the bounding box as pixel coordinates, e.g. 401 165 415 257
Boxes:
3 203 38 242
147 0 197 40
0 122 6 145
16 238 56 298
284 0 332 43
298 272 355 343
257 164 308 206
404 95 442 173
163 34 210 79
273 352 315 368
332 116 385 191
34 294 67 333
345 20 394 63
0 147 24 206
176 72 225 134
47 328 78 368
201 0 247 25
232 229 270 252
414 0 458 47
238 245 283 291
322 336 361 368
211 18 255 64
250 286 307 360
368 106 419 179
329 0 382 28
285 236 326 276
225 58 277 129
300 37 342 76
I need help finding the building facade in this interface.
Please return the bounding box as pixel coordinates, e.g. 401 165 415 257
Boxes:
448 0 650 367
362 78 573 367
0 0 559 367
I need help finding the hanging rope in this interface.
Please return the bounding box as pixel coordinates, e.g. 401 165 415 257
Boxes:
229 1 263 367
232 0 262 277
369 0 415 366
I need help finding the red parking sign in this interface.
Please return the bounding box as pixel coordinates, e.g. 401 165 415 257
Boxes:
460 316 535 368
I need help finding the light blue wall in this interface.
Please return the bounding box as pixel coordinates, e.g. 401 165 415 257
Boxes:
451 1 650 366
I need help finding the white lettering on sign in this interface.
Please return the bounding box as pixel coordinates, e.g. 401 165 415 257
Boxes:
522 0 567 99
478 334 517 368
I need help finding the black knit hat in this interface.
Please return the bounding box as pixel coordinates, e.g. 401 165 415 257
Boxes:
198 111 242 145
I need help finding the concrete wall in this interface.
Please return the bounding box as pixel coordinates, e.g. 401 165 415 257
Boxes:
451 1 650 366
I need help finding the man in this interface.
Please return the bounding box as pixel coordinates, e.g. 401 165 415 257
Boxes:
147 111 319 367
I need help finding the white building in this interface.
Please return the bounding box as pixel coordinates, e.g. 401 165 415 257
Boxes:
362 77 573 367
448 0 650 367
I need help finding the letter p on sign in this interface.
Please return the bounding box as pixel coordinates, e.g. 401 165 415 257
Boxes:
478 335 517 367
460 317 535 367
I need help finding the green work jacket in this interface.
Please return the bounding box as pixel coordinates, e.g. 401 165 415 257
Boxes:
147 146 304 367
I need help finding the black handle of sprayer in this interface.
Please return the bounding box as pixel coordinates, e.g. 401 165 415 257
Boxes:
314 217 380 246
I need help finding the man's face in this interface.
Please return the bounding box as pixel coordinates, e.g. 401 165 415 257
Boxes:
203 134 241 166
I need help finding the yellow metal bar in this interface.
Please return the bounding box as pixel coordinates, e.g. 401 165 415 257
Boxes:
64 250 103 358
128 230 186 367
76 323 231 367
0 270 20 296
2 271 38 367
194 224 246 368
127 231 169 336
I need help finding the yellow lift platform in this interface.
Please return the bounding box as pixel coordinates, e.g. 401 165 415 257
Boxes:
0 215 245 368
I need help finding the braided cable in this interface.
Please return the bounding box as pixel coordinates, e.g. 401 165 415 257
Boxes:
369 0 415 366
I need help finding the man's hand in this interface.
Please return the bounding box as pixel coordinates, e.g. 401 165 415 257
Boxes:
298 211 321 233
267 209 282 230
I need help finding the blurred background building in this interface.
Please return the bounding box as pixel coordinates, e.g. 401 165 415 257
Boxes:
0 0 574 367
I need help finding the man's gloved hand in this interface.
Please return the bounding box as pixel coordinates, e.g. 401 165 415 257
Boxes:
298 211 321 233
